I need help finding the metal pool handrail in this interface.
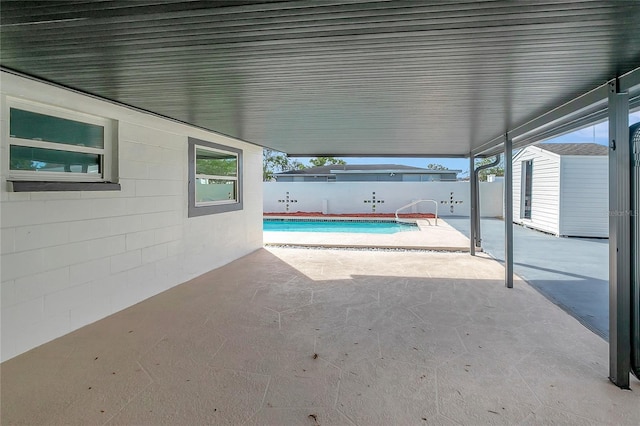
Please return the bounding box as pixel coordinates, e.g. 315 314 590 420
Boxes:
395 199 438 226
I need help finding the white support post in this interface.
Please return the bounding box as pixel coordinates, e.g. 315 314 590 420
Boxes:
470 153 477 256
504 135 514 288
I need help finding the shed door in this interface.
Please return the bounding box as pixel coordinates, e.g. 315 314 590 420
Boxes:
521 160 533 219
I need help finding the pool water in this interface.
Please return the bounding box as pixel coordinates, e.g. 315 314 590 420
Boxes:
263 220 417 234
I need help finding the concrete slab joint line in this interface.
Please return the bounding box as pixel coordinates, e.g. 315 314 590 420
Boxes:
2 247 639 424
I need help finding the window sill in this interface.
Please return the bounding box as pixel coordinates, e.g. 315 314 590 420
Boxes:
9 180 121 192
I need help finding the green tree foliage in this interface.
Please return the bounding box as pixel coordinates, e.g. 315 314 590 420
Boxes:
263 151 348 180
263 149 305 181
475 156 504 181
308 156 347 167
10 158 37 171
426 163 448 170
196 156 237 177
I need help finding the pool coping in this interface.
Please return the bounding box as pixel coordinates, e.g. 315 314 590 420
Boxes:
264 215 406 223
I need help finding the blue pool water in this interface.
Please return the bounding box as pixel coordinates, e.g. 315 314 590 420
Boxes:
263 220 416 234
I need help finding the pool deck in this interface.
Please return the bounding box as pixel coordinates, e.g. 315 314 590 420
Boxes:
266 215 612 340
264 217 471 251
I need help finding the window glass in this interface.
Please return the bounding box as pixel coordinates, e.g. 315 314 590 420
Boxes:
195 148 237 177
188 138 242 216
10 108 104 149
10 146 101 174
195 179 237 204
194 146 238 205
522 160 533 219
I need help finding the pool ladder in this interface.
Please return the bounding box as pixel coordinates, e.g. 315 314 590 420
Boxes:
395 199 438 226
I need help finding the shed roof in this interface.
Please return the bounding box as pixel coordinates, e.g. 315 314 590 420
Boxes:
1 1 640 156
536 143 609 156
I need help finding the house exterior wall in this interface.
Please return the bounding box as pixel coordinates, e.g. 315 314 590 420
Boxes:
302 176 330 182
275 176 330 182
264 181 503 217
513 148 561 235
0 72 263 361
399 173 458 182
558 156 608 237
335 173 404 182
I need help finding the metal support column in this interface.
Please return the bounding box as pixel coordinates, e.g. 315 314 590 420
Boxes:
470 153 477 256
474 155 501 249
608 78 631 389
504 135 514 288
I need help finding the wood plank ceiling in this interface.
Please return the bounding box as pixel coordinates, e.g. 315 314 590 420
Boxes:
2 0 640 156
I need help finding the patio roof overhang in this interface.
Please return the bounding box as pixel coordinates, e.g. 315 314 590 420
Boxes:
2 0 640 157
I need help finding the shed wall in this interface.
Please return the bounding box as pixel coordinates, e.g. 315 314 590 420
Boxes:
559 156 609 237
0 72 263 361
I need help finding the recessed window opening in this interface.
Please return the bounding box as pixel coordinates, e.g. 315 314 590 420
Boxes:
188 137 243 217
195 146 238 206
7 100 113 182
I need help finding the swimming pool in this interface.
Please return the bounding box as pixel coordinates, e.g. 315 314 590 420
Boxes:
263 219 417 234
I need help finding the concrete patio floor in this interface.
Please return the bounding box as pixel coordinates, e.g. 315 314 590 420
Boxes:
2 247 639 425
445 217 610 339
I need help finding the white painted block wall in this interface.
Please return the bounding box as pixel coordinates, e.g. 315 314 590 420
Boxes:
0 72 263 361
264 181 504 217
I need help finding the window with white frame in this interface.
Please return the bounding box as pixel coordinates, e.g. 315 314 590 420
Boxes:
7 99 114 184
188 138 243 216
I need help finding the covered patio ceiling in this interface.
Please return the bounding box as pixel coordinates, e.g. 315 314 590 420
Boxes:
2 0 640 156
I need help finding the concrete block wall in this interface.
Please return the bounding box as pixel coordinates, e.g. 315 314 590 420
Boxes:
0 72 263 361
264 181 503 217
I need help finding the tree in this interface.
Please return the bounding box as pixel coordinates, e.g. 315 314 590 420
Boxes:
426 163 448 170
263 149 305 181
308 157 346 167
196 157 237 177
263 151 349 180
475 156 504 181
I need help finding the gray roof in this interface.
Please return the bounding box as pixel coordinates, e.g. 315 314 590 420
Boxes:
536 143 608 156
276 164 457 175
1 2 639 157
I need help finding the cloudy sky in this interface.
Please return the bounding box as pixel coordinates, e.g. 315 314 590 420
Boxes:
296 111 640 176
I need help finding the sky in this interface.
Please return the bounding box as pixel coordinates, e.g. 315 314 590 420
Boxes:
294 111 640 177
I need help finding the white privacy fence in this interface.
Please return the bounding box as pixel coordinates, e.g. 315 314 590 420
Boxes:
264 181 503 217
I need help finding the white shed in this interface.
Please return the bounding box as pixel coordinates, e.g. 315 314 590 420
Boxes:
512 143 608 238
